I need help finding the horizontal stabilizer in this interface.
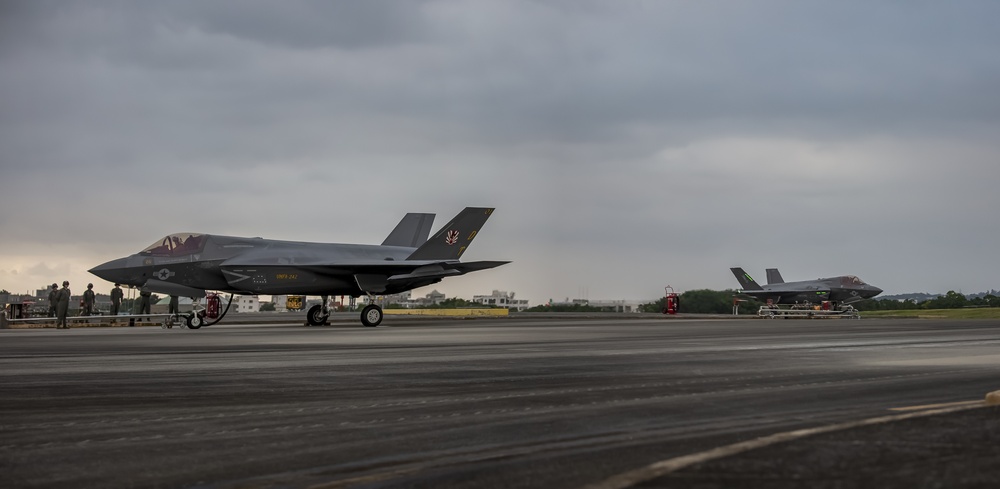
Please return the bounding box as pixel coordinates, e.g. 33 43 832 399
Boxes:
449 260 510 273
388 265 462 284
386 261 509 284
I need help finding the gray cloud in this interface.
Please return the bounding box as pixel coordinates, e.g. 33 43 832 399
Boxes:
1 0 998 303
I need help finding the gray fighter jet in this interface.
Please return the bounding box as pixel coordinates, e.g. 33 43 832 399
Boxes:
90 208 507 328
730 267 882 307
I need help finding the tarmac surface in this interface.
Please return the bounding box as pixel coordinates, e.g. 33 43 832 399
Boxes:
1 315 998 488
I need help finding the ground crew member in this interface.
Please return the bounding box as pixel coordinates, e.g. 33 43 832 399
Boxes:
168 295 179 316
82 283 96 316
56 281 71 329
47 283 59 317
110 283 123 316
138 290 151 317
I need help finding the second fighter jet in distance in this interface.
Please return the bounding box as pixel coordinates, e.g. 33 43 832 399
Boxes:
731 267 882 307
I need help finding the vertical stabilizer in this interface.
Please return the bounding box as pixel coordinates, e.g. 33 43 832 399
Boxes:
407 208 495 261
766 268 784 284
731 267 764 291
382 213 435 248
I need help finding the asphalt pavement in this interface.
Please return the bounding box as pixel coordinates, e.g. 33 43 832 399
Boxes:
1 316 998 488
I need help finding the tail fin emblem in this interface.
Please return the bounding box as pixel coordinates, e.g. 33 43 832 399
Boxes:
445 230 460 245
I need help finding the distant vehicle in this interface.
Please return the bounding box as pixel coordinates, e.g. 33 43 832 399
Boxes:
90 208 508 328
730 267 882 307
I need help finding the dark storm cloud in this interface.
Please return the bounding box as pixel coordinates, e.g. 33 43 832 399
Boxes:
1 1 998 302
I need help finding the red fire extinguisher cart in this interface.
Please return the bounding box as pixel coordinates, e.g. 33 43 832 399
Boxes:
663 286 679 315
205 293 221 319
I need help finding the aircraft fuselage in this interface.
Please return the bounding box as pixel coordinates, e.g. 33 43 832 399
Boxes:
90 234 426 298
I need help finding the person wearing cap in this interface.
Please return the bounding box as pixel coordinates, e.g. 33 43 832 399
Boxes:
47 283 59 317
82 283 96 316
110 283 124 316
56 281 71 329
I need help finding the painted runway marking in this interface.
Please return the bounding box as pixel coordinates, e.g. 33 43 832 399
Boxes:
584 401 989 489
889 400 983 411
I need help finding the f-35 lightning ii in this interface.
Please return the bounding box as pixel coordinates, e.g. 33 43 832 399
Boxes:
90 207 507 328
730 267 882 307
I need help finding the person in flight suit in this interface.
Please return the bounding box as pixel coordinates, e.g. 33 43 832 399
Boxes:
138 290 152 317
168 295 179 317
110 283 124 316
82 283 96 316
47 283 59 317
55 281 71 329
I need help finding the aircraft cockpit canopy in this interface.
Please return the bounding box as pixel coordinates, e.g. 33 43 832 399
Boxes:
140 233 206 256
841 275 867 286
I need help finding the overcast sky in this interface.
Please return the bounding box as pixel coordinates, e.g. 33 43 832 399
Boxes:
1 0 998 304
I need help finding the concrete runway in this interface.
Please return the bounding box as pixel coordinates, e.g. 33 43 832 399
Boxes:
1 316 998 488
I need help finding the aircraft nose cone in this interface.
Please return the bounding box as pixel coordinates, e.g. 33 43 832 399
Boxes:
867 286 883 297
89 257 130 283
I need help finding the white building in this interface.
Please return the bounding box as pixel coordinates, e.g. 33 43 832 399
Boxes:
373 290 447 308
548 298 647 313
472 290 530 311
586 299 645 313
233 295 260 313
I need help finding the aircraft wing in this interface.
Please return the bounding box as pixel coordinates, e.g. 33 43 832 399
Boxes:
140 278 208 298
737 287 832 302
220 256 509 294
302 260 510 278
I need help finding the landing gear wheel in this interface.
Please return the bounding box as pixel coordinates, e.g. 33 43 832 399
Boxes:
360 305 383 327
306 304 329 326
186 314 203 329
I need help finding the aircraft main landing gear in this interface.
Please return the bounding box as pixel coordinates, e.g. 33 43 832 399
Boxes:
360 304 383 327
306 304 329 326
303 294 381 327
306 295 331 326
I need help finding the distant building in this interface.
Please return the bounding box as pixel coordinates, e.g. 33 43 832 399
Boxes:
233 295 260 313
472 290 530 311
376 290 447 308
381 291 412 306
152 296 195 314
421 290 446 306
158 295 260 314
585 299 644 313
272 295 289 312
547 297 645 313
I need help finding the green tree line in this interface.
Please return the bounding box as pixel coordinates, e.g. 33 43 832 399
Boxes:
638 289 1000 314
856 291 1000 310
524 289 764 314
638 289 764 314
525 302 622 313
